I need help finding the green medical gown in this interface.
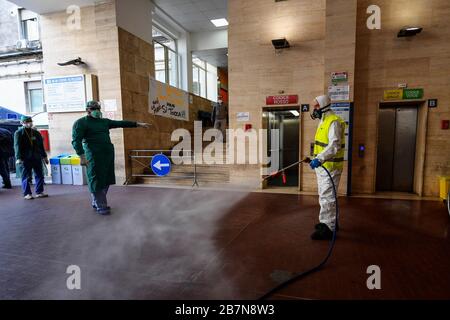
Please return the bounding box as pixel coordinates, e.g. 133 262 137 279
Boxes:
72 116 137 193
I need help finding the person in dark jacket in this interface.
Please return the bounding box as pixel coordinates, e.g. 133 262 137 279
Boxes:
0 127 13 189
211 95 228 139
14 116 48 200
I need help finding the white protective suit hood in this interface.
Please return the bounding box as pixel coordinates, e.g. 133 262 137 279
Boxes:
311 95 332 120
315 95 331 109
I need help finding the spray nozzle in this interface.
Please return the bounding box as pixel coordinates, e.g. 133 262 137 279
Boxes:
270 171 280 178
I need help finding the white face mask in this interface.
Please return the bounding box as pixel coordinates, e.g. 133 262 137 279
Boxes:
218 100 223 104
23 122 33 129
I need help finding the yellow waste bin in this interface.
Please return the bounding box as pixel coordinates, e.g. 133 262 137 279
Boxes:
439 176 450 200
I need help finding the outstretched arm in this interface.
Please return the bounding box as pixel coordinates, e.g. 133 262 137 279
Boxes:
108 119 137 129
107 119 150 129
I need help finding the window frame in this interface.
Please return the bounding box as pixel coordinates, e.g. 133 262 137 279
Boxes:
152 27 180 88
154 41 167 83
192 57 218 101
18 8 40 41
25 81 44 114
192 59 207 98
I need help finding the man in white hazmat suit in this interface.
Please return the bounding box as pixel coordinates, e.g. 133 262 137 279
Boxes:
309 95 346 240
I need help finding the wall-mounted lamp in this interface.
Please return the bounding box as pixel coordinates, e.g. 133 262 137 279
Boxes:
272 38 290 49
57 57 86 66
397 27 422 38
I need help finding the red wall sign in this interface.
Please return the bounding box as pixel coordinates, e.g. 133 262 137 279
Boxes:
266 95 298 105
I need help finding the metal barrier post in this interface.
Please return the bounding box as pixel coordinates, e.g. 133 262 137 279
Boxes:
124 150 132 186
192 153 199 187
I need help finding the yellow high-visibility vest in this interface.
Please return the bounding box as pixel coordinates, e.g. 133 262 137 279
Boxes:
313 113 346 171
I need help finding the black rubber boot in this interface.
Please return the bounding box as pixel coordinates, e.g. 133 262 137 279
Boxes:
311 223 334 240
92 205 111 210
315 223 339 232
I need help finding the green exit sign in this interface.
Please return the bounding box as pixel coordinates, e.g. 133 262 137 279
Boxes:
403 88 424 100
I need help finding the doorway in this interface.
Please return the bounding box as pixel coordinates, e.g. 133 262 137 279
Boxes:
263 108 300 187
376 104 419 192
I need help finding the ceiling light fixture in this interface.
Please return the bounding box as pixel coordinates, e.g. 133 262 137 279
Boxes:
211 18 228 27
397 26 423 37
290 110 300 117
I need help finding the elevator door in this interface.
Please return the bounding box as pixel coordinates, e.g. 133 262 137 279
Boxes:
376 106 418 192
264 109 299 187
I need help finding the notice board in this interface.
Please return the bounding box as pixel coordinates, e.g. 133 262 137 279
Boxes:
331 102 351 161
44 75 87 113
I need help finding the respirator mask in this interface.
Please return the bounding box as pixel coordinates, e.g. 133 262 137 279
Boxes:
90 109 103 119
310 104 331 120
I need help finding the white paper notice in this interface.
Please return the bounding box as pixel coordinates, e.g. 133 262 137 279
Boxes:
236 112 250 122
103 99 118 112
328 85 350 101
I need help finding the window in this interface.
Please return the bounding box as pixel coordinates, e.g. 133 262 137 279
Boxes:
206 62 218 102
192 57 218 102
26 81 44 113
153 27 179 88
154 42 166 83
168 49 179 88
192 58 205 98
19 9 39 41
192 65 200 96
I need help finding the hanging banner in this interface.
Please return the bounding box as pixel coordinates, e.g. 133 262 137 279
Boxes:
149 77 189 121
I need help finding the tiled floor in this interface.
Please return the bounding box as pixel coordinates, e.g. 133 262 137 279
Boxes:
0 184 449 299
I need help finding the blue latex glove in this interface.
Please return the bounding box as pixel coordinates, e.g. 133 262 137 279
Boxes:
309 158 322 169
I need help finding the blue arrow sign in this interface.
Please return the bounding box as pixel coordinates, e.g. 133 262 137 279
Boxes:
151 154 171 177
